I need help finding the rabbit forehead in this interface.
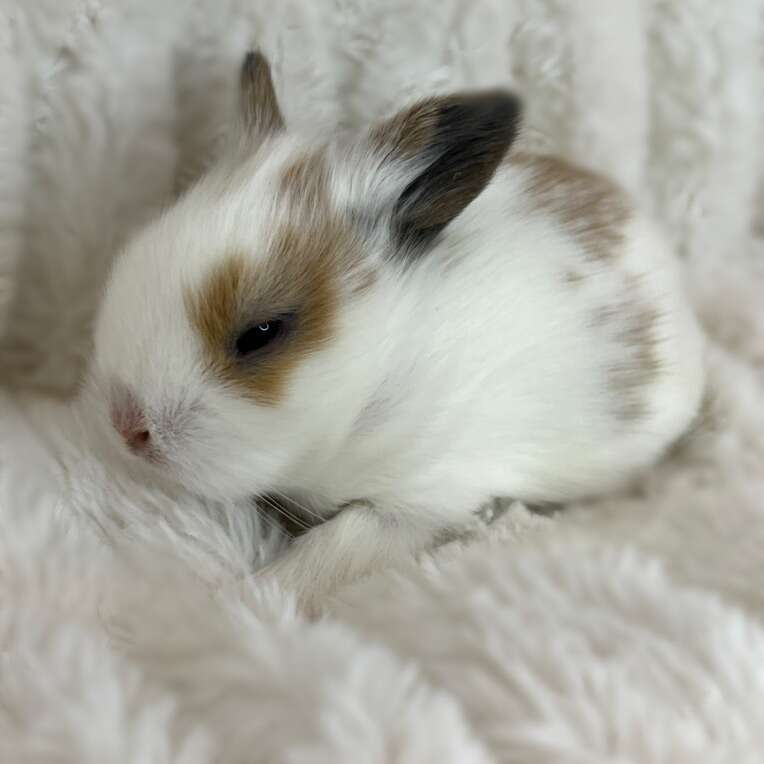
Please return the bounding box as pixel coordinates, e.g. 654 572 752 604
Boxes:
185 149 371 406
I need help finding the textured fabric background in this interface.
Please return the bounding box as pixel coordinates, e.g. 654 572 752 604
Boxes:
1 1 764 761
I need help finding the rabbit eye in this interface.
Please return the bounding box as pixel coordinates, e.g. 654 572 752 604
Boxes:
234 320 284 357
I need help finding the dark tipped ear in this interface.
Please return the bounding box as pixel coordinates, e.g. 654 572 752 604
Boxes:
371 91 521 251
239 50 284 140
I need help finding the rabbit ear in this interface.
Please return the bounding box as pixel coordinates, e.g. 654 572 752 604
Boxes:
238 51 284 143
368 90 522 252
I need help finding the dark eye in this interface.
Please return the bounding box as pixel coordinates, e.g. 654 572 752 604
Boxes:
234 320 284 357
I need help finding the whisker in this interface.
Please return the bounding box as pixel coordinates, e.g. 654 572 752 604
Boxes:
258 504 296 540
265 495 313 532
255 496 298 539
260 494 312 534
260 511 294 541
271 489 327 524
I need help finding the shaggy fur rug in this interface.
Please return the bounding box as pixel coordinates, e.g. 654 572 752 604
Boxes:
1 1 764 761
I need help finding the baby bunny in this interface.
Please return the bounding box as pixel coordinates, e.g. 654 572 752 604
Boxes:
88 51 704 611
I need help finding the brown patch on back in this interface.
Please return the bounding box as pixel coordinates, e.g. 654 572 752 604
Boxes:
593 274 664 422
608 306 662 421
511 153 630 263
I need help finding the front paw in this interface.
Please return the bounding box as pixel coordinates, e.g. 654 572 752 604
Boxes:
255 549 329 618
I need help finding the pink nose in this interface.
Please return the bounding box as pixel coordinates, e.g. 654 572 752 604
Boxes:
111 392 152 455
121 424 151 452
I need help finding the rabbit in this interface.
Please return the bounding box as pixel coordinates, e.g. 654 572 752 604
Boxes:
86 51 705 613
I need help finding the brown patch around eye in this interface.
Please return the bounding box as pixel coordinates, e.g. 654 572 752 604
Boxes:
187 146 377 405
187 233 339 405
187 153 368 404
511 153 630 263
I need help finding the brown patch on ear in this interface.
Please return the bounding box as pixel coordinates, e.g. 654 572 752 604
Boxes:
369 98 440 158
369 91 522 251
240 50 284 139
512 153 630 262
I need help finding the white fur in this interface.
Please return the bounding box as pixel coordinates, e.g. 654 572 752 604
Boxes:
88 84 704 607
2 0 764 760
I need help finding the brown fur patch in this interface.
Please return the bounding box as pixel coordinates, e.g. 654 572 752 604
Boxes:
350 267 378 295
188 224 345 404
188 147 362 402
368 98 439 158
564 269 585 286
240 51 284 138
595 276 663 422
370 93 520 249
279 150 378 293
590 304 619 327
515 154 656 420
512 153 630 262
608 310 662 421
279 152 329 212
188 144 380 405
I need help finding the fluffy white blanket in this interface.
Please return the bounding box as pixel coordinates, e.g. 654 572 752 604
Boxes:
2 1 764 761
